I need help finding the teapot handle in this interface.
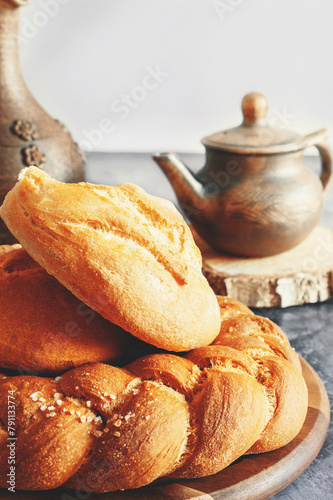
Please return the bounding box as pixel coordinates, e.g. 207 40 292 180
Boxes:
302 130 332 197
314 142 333 198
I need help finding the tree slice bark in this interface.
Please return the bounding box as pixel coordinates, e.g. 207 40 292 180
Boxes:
192 226 333 308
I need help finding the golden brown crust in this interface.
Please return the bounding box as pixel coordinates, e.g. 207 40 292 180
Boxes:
217 295 254 320
0 167 221 351
213 297 307 452
0 245 129 374
214 303 301 371
0 319 308 492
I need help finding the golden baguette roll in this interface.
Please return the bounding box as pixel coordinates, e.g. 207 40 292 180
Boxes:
0 244 129 374
0 167 221 351
0 309 308 492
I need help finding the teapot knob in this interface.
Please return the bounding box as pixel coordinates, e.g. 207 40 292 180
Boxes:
242 92 268 126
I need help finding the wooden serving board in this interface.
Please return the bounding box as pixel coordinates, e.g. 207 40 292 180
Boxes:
192 226 333 308
0 358 329 500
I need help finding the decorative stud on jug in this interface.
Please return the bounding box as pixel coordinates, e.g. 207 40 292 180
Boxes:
0 0 85 243
153 92 333 258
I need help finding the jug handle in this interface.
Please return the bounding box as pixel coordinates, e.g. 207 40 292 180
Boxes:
302 130 333 197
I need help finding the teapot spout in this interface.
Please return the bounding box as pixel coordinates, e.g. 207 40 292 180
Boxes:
152 153 205 216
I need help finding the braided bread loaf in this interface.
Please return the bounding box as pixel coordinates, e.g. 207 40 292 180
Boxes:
0 297 308 493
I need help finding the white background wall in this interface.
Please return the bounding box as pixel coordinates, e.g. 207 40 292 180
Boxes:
19 0 333 153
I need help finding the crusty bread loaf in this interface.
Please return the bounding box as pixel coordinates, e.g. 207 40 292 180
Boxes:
0 244 129 374
0 167 221 351
0 297 308 492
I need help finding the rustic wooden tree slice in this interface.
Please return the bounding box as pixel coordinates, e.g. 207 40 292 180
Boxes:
0 358 328 500
191 226 333 308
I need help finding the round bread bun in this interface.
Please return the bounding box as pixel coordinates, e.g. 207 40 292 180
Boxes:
0 167 221 351
0 245 129 374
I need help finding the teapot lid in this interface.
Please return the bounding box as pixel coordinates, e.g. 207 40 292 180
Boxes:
202 92 304 155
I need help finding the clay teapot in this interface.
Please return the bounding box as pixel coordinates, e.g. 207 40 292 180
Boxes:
0 0 85 244
153 92 333 257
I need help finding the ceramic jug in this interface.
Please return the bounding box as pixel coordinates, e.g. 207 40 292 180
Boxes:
0 0 85 244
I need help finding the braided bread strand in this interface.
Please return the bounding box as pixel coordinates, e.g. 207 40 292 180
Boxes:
0 297 308 493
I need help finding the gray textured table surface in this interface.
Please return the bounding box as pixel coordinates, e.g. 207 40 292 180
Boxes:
86 152 333 500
